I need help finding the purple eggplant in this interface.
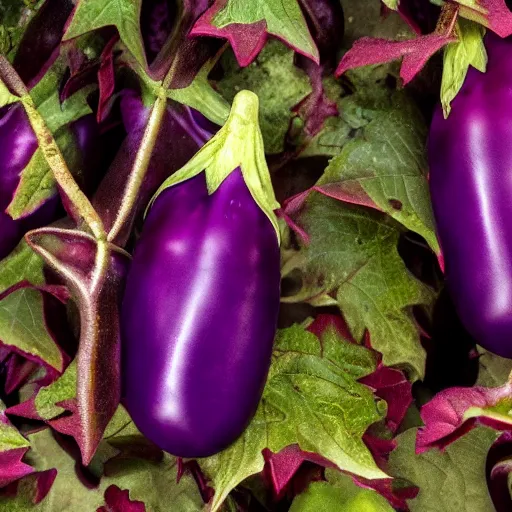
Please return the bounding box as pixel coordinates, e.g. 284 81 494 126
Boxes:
0 103 99 261
0 104 42 260
92 91 213 246
121 90 281 457
428 33 512 357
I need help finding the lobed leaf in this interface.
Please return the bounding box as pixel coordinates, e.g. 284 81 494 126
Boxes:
336 33 456 85
417 376 512 452
216 40 312 154
283 194 435 380
63 0 146 69
316 90 439 255
198 323 387 511
440 18 487 117
191 0 319 67
389 427 498 512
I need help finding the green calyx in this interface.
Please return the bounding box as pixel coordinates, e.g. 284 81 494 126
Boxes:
148 90 281 243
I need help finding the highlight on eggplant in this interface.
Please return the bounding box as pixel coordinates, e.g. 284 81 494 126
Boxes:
121 90 281 457
0 103 99 261
429 33 512 358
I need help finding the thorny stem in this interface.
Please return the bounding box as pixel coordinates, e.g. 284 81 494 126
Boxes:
107 59 179 243
0 56 106 240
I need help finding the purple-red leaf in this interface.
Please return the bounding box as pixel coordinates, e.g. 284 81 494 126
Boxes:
0 406 33 488
97 35 119 123
417 376 512 452
190 0 319 67
0 449 33 488
295 59 338 138
0 469 58 505
3 354 40 395
458 0 512 38
96 485 146 512
336 33 455 85
13 0 75 86
264 445 335 496
360 366 413 434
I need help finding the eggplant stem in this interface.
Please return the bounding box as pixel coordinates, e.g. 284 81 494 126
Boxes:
107 59 178 244
0 56 106 240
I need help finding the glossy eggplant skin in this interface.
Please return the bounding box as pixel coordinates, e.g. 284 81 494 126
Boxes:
0 104 41 260
0 103 99 261
121 169 281 457
429 34 512 357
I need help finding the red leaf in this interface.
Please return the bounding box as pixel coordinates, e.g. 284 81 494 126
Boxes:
306 313 355 343
190 0 318 67
3 354 39 395
7 397 40 421
264 445 335 496
461 0 512 37
360 366 413 434
0 469 57 504
177 459 214 503
0 448 33 488
97 35 120 123
97 485 146 512
294 59 338 138
417 379 512 452
336 33 455 85
191 2 267 67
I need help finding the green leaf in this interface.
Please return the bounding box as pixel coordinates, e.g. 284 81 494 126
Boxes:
381 0 399 9
198 323 387 512
0 0 43 58
34 360 77 420
0 286 63 371
210 0 318 64
6 143 56 220
0 241 61 371
388 427 499 512
284 195 435 380
216 40 311 154
2 427 204 511
151 90 281 241
290 469 394 512
0 401 30 452
0 240 45 292
299 64 401 159
0 79 19 107
63 0 146 68
441 18 487 117
167 51 230 127
476 346 512 387
317 91 440 255
7 57 93 220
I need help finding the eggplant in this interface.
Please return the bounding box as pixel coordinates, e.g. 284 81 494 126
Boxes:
121 90 281 457
0 103 100 261
429 33 512 357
